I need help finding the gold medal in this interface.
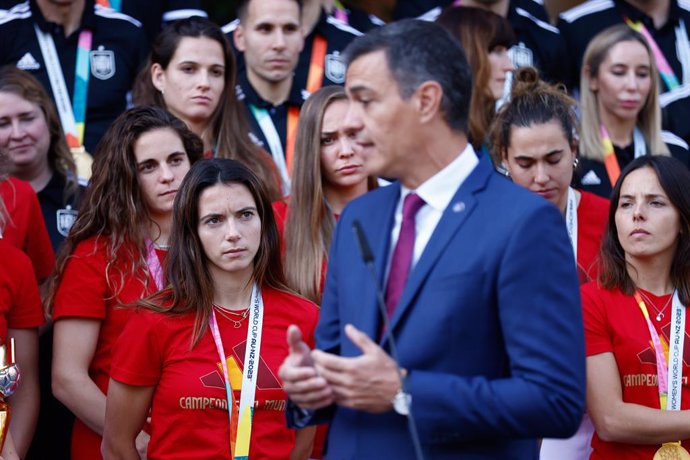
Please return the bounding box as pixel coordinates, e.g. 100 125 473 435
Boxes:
654 442 690 460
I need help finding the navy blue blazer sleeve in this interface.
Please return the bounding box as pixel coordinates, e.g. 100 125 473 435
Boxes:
405 202 585 442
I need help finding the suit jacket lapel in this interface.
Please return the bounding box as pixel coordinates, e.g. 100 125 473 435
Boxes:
385 157 494 336
358 182 400 341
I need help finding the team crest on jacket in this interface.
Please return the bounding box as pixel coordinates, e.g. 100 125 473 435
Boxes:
325 51 345 83
56 205 78 237
509 42 534 69
90 46 116 80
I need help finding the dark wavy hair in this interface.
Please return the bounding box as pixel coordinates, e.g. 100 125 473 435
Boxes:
599 155 690 303
144 159 290 346
47 106 203 313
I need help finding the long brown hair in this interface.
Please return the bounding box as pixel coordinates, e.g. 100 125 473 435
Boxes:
436 6 515 148
599 156 690 303
0 65 78 202
46 106 203 312
133 16 282 200
284 86 376 303
144 159 290 346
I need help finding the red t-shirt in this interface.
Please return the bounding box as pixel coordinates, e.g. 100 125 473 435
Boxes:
111 286 319 460
0 177 55 281
582 282 690 459
52 236 166 460
576 190 609 284
0 240 46 339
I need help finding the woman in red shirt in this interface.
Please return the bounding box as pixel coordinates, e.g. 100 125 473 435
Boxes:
48 106 202 460
491 66 610 285
103 159 319 460
583 155 690 459
275 85 375 305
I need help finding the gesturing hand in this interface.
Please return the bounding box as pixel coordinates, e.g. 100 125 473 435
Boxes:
312 324 401 413
278 325 334 410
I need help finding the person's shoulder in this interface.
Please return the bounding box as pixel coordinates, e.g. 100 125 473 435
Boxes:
580 189 610 210
679 0 690 15
559 0 616 24
511 2 560 35
662 130 690 152
93 4 142 28
320 14 363 39
265 286 317 311
1 176 33 196
0 1 32 27
0 238 31 269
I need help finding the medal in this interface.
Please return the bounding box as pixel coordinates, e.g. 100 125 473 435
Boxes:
654 442 690 460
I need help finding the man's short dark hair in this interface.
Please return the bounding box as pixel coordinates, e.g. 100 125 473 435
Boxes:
236 0 303 23
343 19 472 133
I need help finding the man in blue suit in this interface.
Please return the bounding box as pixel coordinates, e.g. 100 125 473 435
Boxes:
279 19 585 459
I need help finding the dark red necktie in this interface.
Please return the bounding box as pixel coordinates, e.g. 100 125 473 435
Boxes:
384 193 426 318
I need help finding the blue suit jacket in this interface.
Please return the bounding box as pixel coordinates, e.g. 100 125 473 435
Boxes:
314 156 585 459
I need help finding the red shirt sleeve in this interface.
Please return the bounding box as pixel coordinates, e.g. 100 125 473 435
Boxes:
1 242 45 332
52 238 108 320
110 309 163 386
1 178 55 281
581 281 613 357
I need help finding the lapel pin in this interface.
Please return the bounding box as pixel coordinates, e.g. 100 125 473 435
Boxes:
452 201 465 213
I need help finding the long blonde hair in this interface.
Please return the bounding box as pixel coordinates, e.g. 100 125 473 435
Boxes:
579 24 669 160
284 86 375 304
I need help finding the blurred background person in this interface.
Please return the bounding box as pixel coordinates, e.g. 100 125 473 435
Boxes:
103 159 318 460
575 25 689 198
436 6 515 155
0 0 148 157
134 16 282 200
48 106 202 460
582 155 690 459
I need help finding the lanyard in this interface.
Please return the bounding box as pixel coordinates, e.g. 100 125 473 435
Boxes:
599 125 646 187
144 239 165 291
248 105 292 195
209 284 264 460
34 25 93 149
332 0 348 23
565 187 578 261
633 290 686 410
625 17 681 92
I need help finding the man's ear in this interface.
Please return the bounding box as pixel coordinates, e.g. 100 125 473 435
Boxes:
234 26 246 52
415 80 443 124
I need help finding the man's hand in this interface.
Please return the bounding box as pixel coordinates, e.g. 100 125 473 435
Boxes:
312 324 401 413
278 325 334 410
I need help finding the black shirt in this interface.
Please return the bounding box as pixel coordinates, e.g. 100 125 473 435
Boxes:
574 131 690 198
0 0 148 153
236 69 306 161
36 172 83 252
0 0 205 43
558 0 690 142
